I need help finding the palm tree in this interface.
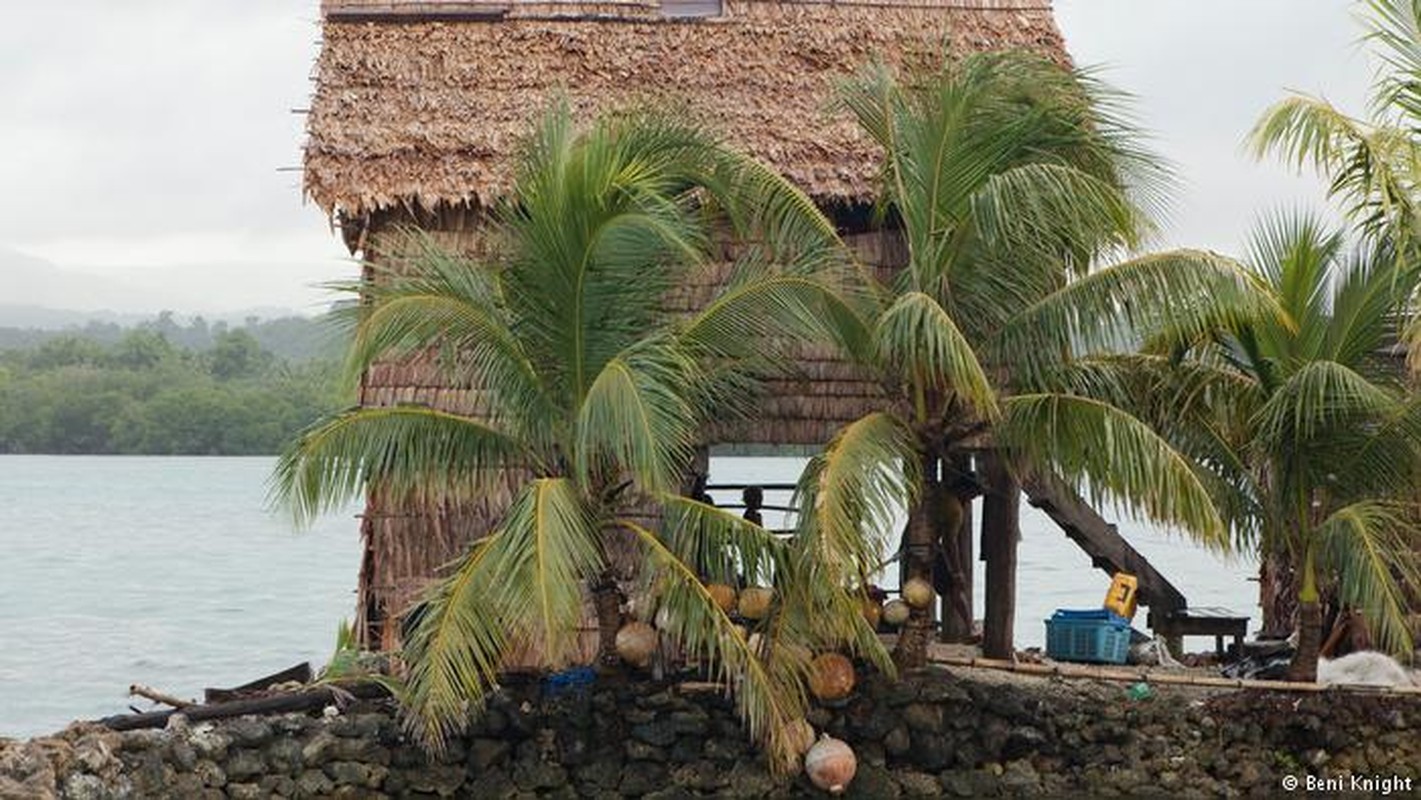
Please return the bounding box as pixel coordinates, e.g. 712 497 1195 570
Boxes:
1112 213 1421 681
804 52 1269 667
1252 0 1421 328
273 102 881 765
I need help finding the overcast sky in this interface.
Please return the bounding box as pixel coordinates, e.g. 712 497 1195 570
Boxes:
0 1 1376 314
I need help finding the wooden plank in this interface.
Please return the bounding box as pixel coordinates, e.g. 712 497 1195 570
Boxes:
99 682 392 732
204 662 313 704
1021 473 1187 616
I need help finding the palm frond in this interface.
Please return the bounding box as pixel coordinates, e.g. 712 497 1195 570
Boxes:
874 292 998 418
1316 499 1421 655
1251 360 1399 452
575 340 700 495
792 412 919 582
1000 393 1227 546
271 405 521 525
399 533 509 752
480 478 605 668
993 249 1278 382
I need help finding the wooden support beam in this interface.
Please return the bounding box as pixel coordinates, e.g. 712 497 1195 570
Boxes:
1021 473 1187 618
981 452 1019 659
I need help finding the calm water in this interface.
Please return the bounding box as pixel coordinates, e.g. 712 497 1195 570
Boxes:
1 456 1256 738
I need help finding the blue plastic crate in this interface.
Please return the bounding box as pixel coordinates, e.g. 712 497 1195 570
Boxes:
1045 609 1131 664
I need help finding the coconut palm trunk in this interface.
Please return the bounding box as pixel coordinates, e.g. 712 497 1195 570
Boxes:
592 568 625 667
1258 549 1299 639
894 448 941 669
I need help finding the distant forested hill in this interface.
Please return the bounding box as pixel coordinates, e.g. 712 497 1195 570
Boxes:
0 311 342 363
0 316 350 455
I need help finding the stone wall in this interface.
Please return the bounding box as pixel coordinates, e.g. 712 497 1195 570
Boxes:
3 667 1420 799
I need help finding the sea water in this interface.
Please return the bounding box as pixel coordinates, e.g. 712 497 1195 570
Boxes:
0 455 1256 738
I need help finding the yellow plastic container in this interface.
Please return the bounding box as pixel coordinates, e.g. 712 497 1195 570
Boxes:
1102 572 1138 620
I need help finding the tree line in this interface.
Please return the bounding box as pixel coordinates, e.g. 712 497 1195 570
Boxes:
0 323 346 455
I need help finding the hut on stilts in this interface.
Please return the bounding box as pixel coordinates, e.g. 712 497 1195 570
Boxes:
305 0 1202 658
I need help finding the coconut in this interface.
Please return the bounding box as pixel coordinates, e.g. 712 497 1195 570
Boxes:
902 577 935 609
805 735 857 793
861 597 883 629
808 653 856 701
706 583 738 614
882 599 911 627
615 621 657 669
738 586 773 620
785 718 816 755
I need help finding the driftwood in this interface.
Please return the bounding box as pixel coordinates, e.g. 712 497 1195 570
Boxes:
98 681 391 732
128 684 193 709
930 654 1421 696
204 662 313 704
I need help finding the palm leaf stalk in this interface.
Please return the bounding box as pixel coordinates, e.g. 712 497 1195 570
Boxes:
272 101 876 767
809 52 1268 667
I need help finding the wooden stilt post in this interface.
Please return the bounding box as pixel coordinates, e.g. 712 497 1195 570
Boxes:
981 451 1020 660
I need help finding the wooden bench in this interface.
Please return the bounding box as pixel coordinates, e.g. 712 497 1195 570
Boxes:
1149 606 1249 659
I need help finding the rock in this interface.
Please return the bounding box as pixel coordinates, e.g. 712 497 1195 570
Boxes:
470 737 512 770
624 740 666 762
668 709 709 736
572 755 623 790
703 736 747 763
258 774 297 797
193 759 226 788
631 721 678 747
902 703 944 733
225 782 263 800
843 763 898 799
324 760 387 789
1000 759 1041 794
223 718 274 748
669 760 724 791
512 760 568 791
187 726 230 761
1003 725 1047 760
619 761 669 796
897 770 940 797
402 763 466 796
266 736 304 773
722 760 777 799
909 733 953 772
224 748 266 781
886 727 909 755
301 731 340 766
296 768 335 796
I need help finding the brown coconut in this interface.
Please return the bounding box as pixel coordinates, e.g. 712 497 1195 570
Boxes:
615 621 657 669
808 653 856 702
902 577 935 609
805 735 857 793
738 586 773 620
861 598 883 629
706 583 738 614
882 598 911 627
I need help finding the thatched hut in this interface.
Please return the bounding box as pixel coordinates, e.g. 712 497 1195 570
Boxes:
304 0 1069 649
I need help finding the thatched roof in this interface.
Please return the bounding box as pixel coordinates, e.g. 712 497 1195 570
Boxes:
305 0 1065 217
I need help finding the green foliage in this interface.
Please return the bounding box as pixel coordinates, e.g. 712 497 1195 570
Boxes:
0 327 344 455
274 101 864 770
1133 212 1421 657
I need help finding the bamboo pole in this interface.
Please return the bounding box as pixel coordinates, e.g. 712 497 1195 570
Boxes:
928 654 1421 696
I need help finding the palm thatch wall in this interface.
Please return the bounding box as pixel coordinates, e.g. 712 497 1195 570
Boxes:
305 0 1068 649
